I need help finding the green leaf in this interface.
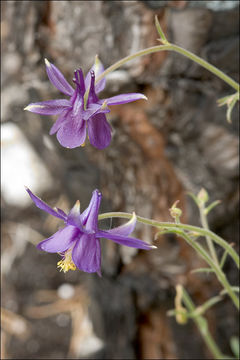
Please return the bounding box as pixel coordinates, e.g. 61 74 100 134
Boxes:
155 15 168 44
193 296 223 316
186 192 199 207
217 92 239 123
220 286 240 296
220 249 229 269
204 200 221 215
191 268 215 274
230 336 240 359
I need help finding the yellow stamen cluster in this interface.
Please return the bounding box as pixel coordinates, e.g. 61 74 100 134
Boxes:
57 250 76 273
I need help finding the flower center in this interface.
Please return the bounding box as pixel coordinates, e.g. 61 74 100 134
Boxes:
57 249 76 273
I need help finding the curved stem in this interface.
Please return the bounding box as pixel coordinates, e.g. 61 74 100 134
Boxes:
95 44 239 92
170 44 239 92
181 287 226 359
98 212 239 268
199 204 219 266
175 230 239 310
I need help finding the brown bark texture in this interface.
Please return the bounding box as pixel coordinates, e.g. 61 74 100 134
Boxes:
1 1 239 359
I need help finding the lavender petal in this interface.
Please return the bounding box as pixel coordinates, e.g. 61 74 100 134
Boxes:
80 190 102 232
24 100 71 115
105 93 147 106
67 200 84 231
56 113 86 148
72 234 101 273
45 59 74 96
97 230 155 250
88 113 112 149
85 56 106 93
49 109 69 135
104 213 137 237
25 187 67 220
37 225 79 253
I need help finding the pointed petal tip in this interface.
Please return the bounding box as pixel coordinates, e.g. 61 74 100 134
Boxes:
24 104 44 112
44 58 51 67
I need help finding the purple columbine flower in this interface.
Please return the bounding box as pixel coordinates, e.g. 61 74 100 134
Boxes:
26 188 156 275
24 56 147 149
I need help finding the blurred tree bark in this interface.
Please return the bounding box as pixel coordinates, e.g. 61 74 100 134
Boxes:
2 1 239 359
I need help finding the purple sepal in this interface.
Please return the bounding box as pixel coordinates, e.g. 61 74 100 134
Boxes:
88 113 112 150
45 59 74 96
37 225 79 253
105 93 147 106
26 187 67 220
80 190 102 231
72 234 101 273
97 230 153 250
85 57 106 93
25 100 71 115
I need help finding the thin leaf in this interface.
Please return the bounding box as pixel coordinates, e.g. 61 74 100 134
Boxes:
155 15 168 44
226 95 238 123
186 192 199 207
217 92 239 123
191 268 215 274
220 286 239 296
204 200 221 215
192 296 223 316
230 336 240 359
220 249 229 269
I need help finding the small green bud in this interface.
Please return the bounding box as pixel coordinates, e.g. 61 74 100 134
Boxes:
197 188 209 205
169 200 182 222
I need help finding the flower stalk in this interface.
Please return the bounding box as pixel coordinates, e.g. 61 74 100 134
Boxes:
98 212 239 268
180 286 227 359
96 45 239 92
98 212 239 310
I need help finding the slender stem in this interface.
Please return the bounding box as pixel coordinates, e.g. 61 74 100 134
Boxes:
98 212 239 268
181 287 226 359
175 230 239 310
170 44 239 92
95 44 239 92
199 204 219 266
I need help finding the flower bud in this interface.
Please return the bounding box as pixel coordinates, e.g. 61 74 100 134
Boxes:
169 200 182 222
197 188 209 205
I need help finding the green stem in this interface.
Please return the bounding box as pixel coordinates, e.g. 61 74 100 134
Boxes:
170 44 239 92
98 212 239 268
199 204 219 266
175 230 239 310
95 44 239 92
181 287 226 359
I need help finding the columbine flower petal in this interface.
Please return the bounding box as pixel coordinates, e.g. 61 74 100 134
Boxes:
72 234 101 273
56 114 86 148
26 187 67 220
88 113 112 149
105 93 147 106
80 190 102 232
104 213 137 237
24 99 71 115
37 225 79 253
85 55 106 94
45 58 74 96
49 109 69 135
97 230 155 250
67 200 84 231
